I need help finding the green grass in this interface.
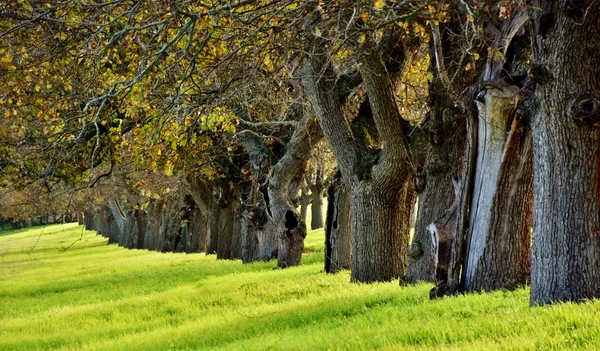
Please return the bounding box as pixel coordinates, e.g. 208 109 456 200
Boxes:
2 224 600 350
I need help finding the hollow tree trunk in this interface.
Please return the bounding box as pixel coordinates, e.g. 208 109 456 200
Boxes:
325 169 352 273
268 111 322 268
270 168 308 268
462 85 533 291
351 178 417 282
530 1 600 304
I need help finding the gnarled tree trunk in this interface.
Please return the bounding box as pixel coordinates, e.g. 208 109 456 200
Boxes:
462 85 533 291
405 87 467 283
351 178 417 282
302 35 426 282
530 1 600 304
325 169 352 273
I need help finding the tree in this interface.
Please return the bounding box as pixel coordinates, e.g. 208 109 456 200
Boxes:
529 0 600 304
302 2 429 282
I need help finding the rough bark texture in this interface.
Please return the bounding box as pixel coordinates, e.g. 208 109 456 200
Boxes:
269 111 322 268
216 184 236 259
463 85 533 291
405 84 467 283
530 1 600 304
302 36 426 282
157 194 184 252
243 181 278 263
351 179 417 282
239 132 278 263
325 169 352 273
428 179 461 298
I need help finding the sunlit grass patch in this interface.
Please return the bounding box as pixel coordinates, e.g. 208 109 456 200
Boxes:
1 224 600 350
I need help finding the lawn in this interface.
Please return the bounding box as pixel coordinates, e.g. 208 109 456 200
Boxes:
1 223 600 350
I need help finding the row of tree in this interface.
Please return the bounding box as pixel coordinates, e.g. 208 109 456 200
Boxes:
1 1 599 306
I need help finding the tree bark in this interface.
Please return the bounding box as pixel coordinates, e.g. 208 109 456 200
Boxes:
302 37 426 282
325 169 352 273
462 84 533 291
230 192 247 259
405 86 467 283
243 180 278 262
206 192 220 255
309 171 325 229
269 115 320 268
300 181 311 224
216 182 236 259
530 0 600 304
143 201 160 251
350 178 417 282
133 209 147 250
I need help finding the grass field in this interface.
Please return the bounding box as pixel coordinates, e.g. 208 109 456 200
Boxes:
1 224 600 350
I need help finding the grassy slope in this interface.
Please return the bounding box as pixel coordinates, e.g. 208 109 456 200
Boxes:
1 224 600 350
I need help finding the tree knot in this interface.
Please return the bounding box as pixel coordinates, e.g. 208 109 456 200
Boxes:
570 91 599 126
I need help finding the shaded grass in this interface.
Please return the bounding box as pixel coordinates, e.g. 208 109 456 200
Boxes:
1 224 600 350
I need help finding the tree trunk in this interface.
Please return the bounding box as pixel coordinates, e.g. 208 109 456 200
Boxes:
310 177 325 229
77 212 85 226
230 199 245 259
133 209 147 250
351 178 417 283
268 110 322 268
206 193 220 255
462 85 533 291
216 182 236 259
84 210 96 231
157 195 183 252
300 182 311 224
325 169 352 273
530 1 600 304
143 201 160 251
243 181 278 263
405 93 467 283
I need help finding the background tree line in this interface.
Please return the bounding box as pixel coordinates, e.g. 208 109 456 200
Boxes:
1 0 599 306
